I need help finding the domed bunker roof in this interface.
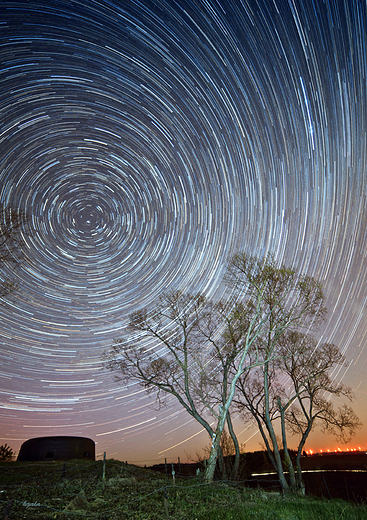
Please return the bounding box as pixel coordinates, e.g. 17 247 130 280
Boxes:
17 436 95 461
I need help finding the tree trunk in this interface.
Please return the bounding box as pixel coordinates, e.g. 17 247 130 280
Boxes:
295 454 305 495
227 414 240 480
263 363 290 494
266 421 290 494
278 398 297 493
283 448 297 493
204 432 221 482
217 445 227 480
204 404 230 482
295 427 312 495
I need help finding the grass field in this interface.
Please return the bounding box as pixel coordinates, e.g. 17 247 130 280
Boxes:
1 459 367 519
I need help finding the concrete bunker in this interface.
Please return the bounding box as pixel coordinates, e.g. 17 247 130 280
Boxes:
17 436 95 461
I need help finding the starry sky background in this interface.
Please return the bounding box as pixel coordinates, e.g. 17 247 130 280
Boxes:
1 0 366 463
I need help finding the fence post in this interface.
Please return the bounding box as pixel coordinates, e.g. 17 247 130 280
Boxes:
164 486 169 518
171 462 175 484
178 457 181 475
102 451 106 481
165 458 167 477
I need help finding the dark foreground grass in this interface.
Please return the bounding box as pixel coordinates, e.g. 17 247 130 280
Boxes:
1 460 366 519
196 498 367 520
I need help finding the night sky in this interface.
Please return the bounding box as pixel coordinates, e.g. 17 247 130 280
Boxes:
1 0 366 463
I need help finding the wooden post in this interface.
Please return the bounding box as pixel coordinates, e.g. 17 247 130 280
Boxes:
102 451 106 481
165 458 168 477
178 457 181 475
171 462 175 484
164 486 169 518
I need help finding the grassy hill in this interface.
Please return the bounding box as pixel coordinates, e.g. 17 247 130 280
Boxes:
1 459 367 519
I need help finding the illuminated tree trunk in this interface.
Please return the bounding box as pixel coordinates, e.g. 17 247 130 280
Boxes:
204 432 221 482
278 398 297 493
264 364 290 494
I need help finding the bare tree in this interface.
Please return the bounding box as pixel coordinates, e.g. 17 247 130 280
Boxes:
104 291 252 482
234 348 294 492
104 253 328 483
279 332 361 493
226 253 327 492
190 298 253 480
235 331 362 494
0 203 29 300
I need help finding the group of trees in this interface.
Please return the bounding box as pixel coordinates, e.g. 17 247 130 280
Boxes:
0 201 360 493
0 198 361 493
1 199 358 493
104 253 362 494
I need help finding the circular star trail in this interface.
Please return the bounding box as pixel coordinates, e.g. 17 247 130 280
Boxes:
0 0 366 461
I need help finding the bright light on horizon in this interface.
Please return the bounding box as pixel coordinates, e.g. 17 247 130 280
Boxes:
305 446 363 455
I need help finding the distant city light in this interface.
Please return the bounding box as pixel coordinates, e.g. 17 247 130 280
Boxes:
305 446 363 455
